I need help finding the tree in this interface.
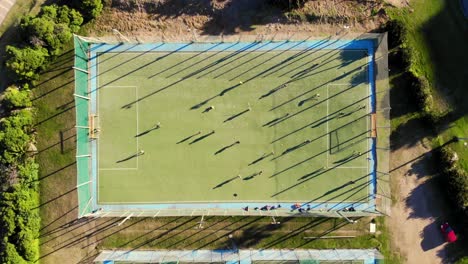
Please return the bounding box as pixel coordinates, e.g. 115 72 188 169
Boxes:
20 5 83 56
73 0 103 20
5 46 48 80
2 86 32 111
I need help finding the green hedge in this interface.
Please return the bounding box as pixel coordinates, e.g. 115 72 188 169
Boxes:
437 146 468 210
0 83 39 263
384 19 442 126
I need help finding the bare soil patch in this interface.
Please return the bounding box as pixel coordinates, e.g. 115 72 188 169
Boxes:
85 0 389 42
388 119 449 264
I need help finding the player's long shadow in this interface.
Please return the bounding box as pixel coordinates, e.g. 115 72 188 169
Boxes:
177 131 201 144
190 130 215 144
148 42 223 78
271 97 369 143
116 152 144 163
249 152 275 166
213 175 241 189
271 140 312 161
135 126 160 137
224 108 250 123
263 113 290 127
258 82 290 100
297 167 326 181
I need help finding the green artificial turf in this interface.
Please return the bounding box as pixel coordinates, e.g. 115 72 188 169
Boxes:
96 48 371 204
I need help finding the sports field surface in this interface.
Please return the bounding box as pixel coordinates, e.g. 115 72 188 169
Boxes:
88 40 375 211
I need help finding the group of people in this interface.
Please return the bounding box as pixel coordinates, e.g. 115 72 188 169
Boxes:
242 204 282 211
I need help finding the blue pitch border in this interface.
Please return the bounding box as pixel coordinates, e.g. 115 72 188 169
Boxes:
88 39 377 214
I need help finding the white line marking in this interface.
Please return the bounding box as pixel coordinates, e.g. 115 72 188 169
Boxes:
335 167 368 169
136 86 139 169
326 85 329 167
100 168 138 171
98 86 138 174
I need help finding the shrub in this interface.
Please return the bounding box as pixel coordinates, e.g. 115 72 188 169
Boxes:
16 229 38 261
456 257 468 264
73 0 103 20
0 184 40 262
5 45 48 81
438 146 468 210
267 0 308 10
0 204 16 237
0 109 33 164
17 158 39 189
2 86 32 111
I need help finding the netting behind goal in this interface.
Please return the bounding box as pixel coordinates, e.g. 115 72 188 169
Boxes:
74 35 93 217
372 33 391 216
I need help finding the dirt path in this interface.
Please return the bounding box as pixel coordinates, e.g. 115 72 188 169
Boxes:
389 121 448 264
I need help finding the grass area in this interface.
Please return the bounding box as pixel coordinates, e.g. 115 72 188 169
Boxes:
388 0 468 170
94 43 372 205
97 216 381 250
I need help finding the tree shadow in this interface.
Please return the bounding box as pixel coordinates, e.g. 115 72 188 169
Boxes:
420 222 445 252
147 0 286 35
236 224 279 248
